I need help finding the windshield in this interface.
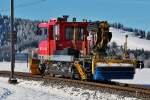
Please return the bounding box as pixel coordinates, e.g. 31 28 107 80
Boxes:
37 27 48 39
39 27 48 35
65 27 84 40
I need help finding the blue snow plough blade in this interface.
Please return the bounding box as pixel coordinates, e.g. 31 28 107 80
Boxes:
93 66 135 81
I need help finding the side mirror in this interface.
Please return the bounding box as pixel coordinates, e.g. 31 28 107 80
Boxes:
35 28 42 35
87 35 92 41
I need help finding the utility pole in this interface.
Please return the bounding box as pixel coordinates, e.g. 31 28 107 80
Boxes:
124 35 128 59
8 0 17 84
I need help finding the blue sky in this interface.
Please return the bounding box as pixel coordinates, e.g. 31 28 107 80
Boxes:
0 0 150 31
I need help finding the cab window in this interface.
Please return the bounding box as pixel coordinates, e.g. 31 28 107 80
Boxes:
38 27 48 39
50 27 54 40
65 27 73 40
53 25 60 40
76 27 84 41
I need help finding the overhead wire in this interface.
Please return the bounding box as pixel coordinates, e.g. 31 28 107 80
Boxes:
15 0 47 8
0 0 47 13
1 0 5 15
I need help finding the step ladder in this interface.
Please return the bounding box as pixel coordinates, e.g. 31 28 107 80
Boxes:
74 61 87 80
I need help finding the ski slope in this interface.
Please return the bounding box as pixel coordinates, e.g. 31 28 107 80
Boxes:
110 28 150 51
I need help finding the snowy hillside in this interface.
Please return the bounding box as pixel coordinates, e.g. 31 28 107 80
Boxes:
110 27 150 51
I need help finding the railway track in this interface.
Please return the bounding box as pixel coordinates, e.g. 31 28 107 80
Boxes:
0 71 149 99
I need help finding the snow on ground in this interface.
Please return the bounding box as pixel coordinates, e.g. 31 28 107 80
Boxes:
0 62 30 73
0 77 139 100
0 77 69 100
110 27 150 51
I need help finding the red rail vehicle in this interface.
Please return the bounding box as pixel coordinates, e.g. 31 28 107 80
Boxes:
29 16 143 81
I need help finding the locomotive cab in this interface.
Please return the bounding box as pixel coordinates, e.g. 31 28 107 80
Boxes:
37 18 89 58
32 17 90 77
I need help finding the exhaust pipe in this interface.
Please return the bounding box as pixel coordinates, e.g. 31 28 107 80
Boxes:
63 15 69 22
73 17 76 22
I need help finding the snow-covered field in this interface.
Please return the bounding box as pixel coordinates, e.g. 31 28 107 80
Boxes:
0 76 139 100
0 62 30 73
0 77 63 100
110 28 150 51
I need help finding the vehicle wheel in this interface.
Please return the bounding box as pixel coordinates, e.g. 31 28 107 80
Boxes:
71 66 80 80
71 67 75 80
39 64 46 74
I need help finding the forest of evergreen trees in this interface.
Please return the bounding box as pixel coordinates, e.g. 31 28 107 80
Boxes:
0 14 40 47
0 14 42 61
